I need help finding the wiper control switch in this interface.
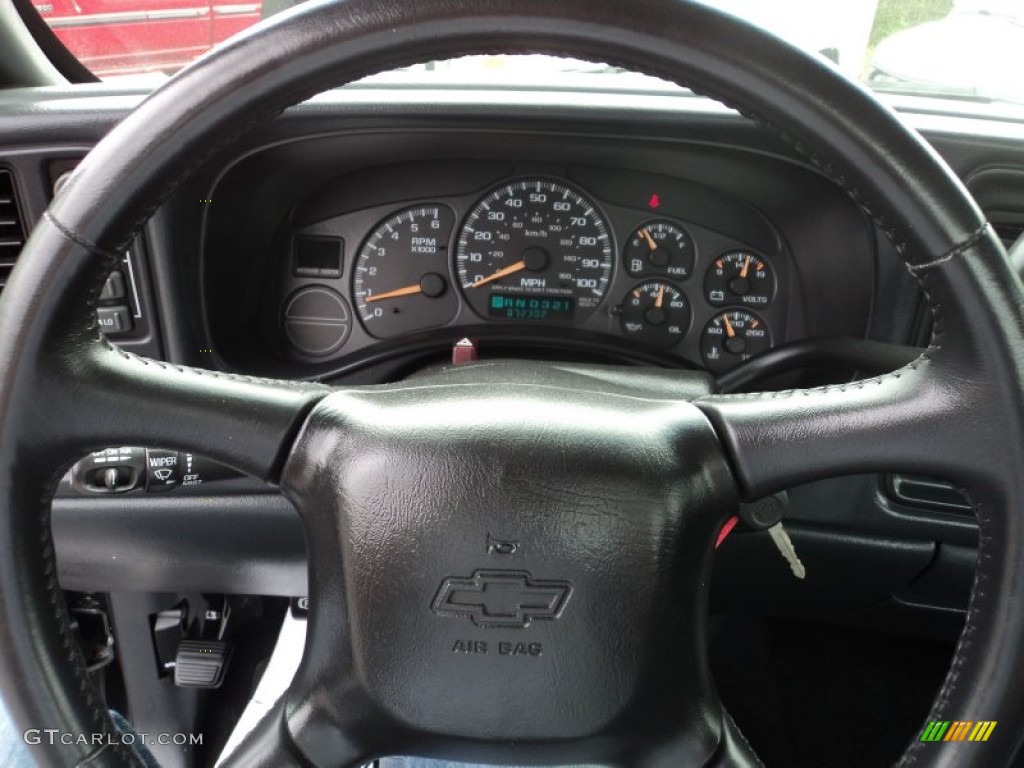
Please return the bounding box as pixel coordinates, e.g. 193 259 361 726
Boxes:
69 447 239 494
145 449 180 492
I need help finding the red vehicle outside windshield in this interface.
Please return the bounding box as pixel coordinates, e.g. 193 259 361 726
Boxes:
35 0 265 77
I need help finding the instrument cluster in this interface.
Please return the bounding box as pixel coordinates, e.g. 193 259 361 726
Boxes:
278 172 790 373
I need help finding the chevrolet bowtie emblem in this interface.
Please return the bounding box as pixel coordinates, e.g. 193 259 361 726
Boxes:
432 569 572 629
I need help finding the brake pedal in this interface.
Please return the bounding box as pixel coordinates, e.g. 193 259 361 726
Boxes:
174 639 232 688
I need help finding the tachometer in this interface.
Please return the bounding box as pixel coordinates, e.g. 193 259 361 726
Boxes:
353 205 457 338
455 178 613 321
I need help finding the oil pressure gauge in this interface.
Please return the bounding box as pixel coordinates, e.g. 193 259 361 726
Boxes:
701 309 772 373
704 250 776 308
618 280 691 348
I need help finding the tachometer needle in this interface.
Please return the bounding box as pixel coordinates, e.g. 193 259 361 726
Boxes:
655 283 666 308
470 260 527 288
723 313 736 338
739 255 752 279
639 228 658 251
364 283 423 303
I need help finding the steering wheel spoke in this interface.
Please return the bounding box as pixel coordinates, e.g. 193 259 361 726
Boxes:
225 683 765 768
220 685 393 768
218 696 318 768
696 356 966 499
66 344 330 482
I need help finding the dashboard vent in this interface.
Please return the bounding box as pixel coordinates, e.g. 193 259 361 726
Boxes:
0 169 25 289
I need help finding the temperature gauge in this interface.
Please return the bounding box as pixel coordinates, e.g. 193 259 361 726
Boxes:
624 220 695 280
701 309 772 373
618 281 691 348
704 250 776 307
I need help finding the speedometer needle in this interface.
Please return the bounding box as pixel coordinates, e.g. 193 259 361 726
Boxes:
723 313 736 338
364 283 423 302
470 260 527 288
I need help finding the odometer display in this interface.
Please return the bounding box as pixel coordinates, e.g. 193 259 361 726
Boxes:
456 179 613 320
488 294 575 322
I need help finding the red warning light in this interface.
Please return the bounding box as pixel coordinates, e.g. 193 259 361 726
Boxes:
648 193 661 209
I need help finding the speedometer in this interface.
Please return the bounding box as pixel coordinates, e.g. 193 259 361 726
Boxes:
455 178 613 321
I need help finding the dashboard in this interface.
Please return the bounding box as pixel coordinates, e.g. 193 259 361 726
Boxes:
279 169 786 373
197 122 879 383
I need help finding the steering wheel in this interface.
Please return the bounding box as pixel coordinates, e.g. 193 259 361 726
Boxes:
1 0 1021 766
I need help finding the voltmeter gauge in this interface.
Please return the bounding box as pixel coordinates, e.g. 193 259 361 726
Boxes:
618 280 691 348
704 250 776 307
624 220 695 280
701 309 772 373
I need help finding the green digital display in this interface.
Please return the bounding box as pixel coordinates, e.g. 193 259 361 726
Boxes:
488 294 576 321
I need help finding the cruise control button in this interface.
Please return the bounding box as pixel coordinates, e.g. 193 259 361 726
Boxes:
146 449 180 492
100 271 127 300
97 305 133 334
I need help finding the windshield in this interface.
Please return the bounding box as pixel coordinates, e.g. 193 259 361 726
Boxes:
33 0 1021 106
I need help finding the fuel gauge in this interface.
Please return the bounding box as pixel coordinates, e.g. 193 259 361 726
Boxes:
618 280 691 348
704 250 776 308
701 309 772 373
624 220 695 280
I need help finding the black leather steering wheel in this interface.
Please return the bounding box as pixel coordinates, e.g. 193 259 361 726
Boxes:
1 0 1022 766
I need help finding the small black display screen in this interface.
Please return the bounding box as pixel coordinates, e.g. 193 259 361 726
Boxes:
488 294 575 321
293 235 343 277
